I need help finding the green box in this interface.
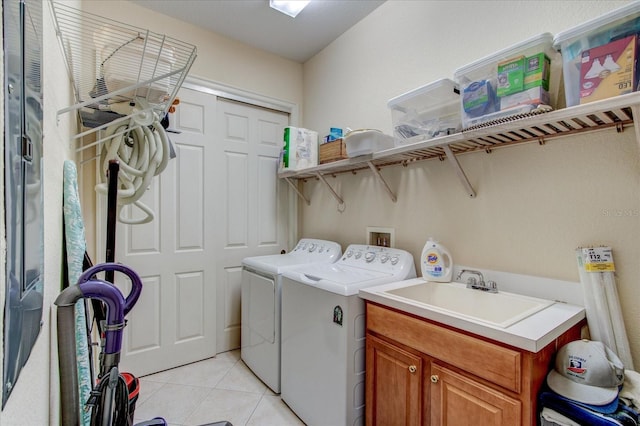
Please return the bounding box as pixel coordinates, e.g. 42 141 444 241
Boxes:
497 56 525 97
524 53 550 91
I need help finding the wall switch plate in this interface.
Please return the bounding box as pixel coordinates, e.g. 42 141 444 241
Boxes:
367 226 395 248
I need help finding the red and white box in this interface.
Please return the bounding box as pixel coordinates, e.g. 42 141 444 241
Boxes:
579 35 637 104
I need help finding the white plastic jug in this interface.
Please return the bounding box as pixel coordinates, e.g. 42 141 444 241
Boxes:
421 238 453 282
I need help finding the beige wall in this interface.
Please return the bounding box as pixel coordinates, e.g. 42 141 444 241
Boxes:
2 0 639 423
1 1 303 423
301 0 640 365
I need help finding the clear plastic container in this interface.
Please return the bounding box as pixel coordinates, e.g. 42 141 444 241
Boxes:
343 129 394 157
553 2 640 107
453 33 562 129
387 78 461 142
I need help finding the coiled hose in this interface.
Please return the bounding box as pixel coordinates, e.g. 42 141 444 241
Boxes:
96 113 170 225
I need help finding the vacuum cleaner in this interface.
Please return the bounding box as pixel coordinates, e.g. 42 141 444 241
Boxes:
56 262 231 426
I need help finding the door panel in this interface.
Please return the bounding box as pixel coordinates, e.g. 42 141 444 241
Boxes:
225 152 249 246
366 335 422 426
431 363 521 426
105 87 217 376
215 98 289 352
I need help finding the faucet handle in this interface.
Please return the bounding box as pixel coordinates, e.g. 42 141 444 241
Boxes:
487 280 498 292
466 276 477 288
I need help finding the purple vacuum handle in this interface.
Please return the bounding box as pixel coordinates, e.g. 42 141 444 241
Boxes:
77 262 143 315
77 279 126 354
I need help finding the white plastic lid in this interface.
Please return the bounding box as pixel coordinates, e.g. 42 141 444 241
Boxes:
553 2 640 48
453 33 555 78
387 78 460 110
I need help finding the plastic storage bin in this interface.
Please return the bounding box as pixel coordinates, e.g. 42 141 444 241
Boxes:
387 78 461 142
454 33 562 129
343 129 394 157
553 2 640 107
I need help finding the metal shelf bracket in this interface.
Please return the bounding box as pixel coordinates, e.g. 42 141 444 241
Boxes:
315 172 344 206
367 161 397 202
443 145 476 198
284 177 310 206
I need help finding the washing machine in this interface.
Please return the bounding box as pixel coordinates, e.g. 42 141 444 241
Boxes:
241 238 341 393
280 244 416 426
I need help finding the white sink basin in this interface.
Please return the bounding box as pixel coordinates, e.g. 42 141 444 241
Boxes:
384 281 554 328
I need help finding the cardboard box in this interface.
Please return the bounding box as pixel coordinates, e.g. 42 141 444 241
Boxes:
524 53 550 91
500 86 550 110
579 35 637 104
319 138 348 164
500 53 552 110
497 56 525 97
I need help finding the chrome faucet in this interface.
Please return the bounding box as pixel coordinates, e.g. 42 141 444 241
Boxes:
456 269 498 293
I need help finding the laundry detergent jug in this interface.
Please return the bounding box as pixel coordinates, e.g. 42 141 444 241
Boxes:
421 238 453 282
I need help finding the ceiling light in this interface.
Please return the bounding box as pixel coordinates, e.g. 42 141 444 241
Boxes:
270 0 310 18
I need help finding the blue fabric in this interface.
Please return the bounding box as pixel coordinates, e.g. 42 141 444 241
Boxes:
63 160 92 426
539 389 639 426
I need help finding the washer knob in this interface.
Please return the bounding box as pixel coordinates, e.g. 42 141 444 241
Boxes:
355 251 362 259
380 254 390 263
346 250 353 258
365 252 376 262
390 255 399 265
308 243 317 252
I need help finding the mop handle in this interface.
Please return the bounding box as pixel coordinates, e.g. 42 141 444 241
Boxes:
77 262 143 315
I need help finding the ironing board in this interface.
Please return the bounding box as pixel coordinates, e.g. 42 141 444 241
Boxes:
63 160 92 426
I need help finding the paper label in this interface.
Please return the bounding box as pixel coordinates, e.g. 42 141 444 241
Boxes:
581 247 615 272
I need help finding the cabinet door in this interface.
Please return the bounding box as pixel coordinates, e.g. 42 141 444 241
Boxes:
430 363 521 426
366 334 423 426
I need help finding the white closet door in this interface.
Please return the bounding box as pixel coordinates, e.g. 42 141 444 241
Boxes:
103 87 217 376
214 97 290 353
97 88 290 376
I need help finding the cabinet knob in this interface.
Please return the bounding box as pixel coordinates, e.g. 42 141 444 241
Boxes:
430 375 439 383
408 365 417 373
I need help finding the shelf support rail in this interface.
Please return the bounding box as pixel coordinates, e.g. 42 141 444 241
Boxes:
315 172 344 207
443 145 476 198
367 161 397 202
631 104 640 154
284 177 310 206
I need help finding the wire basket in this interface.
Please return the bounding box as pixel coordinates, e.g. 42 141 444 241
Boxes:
51 1 197 131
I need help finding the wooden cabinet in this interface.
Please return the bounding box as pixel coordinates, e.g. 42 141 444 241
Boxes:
365 302 583 426
430 363 521 425
366 334 423 426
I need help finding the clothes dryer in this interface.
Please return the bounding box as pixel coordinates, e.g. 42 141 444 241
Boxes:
280 245 416 426
241 238 341 393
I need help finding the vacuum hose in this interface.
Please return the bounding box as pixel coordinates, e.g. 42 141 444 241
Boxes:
96 111 170 225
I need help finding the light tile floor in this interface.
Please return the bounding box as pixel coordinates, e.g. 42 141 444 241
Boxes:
133 350 305 426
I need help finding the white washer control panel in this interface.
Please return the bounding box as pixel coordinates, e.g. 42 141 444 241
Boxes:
339 245 414 274
291 239 341 258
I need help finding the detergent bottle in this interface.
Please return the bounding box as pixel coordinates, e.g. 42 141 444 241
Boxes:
421 238 453 282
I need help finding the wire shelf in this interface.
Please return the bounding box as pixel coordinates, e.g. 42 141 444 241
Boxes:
279 92 639 181
51 1 197 139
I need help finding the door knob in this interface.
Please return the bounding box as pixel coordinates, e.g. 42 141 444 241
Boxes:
408 365 417 373
430 375 439 383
